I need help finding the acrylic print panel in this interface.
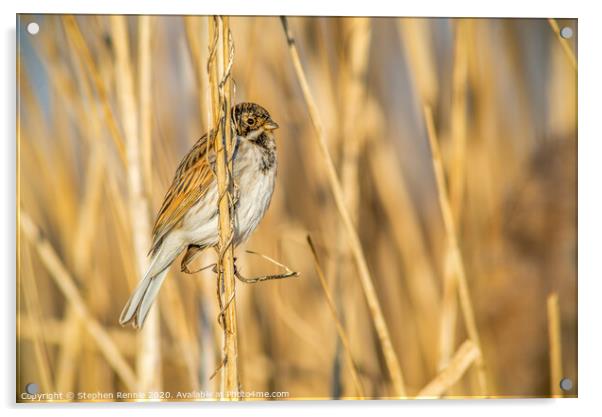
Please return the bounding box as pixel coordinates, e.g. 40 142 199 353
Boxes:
16 14 577 402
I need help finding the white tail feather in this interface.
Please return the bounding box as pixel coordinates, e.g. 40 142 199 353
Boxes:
119 268 169 328
120 233 185 329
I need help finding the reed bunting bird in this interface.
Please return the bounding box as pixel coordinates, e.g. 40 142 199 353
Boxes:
120 102 279 329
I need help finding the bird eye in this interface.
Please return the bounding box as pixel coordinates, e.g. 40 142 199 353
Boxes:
246 117 256 126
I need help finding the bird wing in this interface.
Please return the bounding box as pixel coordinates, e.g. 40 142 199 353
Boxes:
149 132 216 255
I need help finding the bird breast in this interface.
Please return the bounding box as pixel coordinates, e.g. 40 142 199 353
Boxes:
232 136 277 245
181 134 277 248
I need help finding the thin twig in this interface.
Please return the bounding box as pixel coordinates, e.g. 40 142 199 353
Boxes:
307 235 365 397
234 250 299 283
417 340 480 398
423 105 488 395
280 16 406 397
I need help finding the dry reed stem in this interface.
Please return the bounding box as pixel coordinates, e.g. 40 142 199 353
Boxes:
397 19 438 106
449 20 469 226
208 16 240 399
333 18 371 395
19 211 138 391
423 105 488 394
547 293 563 397
437 20 469 374
73 149 106 272
143 202 200 392
438 256 459 371
159 280 201 390
271 282 330 362
111 15 162 392
20 61 83 392
56 140 107 393
33 34 108 391
307 235 366 397
220 15 239 398
61 16 127 165
547 19 577 70
339 17 371 224
417 340 480 398
105 164 141 289
55 307 82 392
138 15 153 196
19 246 54 393
192 270 222 392
184 16 208 131
281 17 406 397
367 127 441 375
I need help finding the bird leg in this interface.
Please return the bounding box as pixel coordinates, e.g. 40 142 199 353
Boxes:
181 244 216 274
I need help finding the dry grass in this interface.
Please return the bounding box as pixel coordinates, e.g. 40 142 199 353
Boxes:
547 293 563 398
281 16 406 397
19 212 138 390
17 15 577 400
111 14 162 392
307 235 365 397
423 105 487 394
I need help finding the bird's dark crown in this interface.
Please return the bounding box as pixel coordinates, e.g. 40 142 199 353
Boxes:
231 102 277 137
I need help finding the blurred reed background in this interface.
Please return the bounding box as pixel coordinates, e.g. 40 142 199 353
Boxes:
17 15 577 400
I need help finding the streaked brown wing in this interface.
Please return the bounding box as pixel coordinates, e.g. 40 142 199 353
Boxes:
149 133 215 254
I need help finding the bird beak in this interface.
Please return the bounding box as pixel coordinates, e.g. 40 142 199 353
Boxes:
264 119 279 131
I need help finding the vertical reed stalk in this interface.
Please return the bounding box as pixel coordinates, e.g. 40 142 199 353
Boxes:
332 17 371 396
397 18 438 106
547 293 563 397
438 19 469 373
423 105 488 395
281 16 406 397
55 71 107 394
367 123 441 377
138 15 153 196
184 16 208 131
307 235 365 397
111 15 162 392
55 150 105 392
19 246 54 393
449 20 469 226
208 16 239 399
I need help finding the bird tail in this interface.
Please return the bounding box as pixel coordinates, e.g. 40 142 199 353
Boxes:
119 267 169 329
120 232 186 329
